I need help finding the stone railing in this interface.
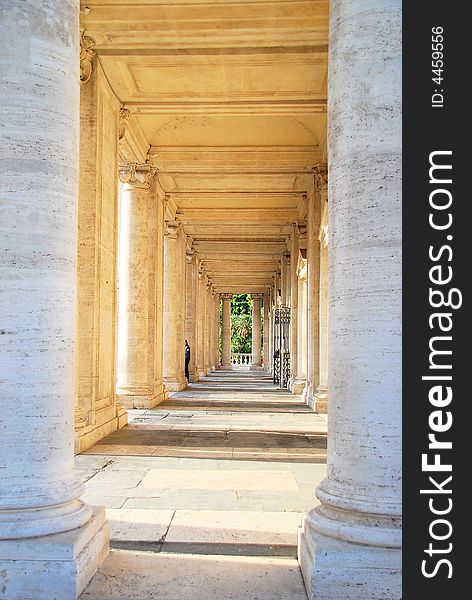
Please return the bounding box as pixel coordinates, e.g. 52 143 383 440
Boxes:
231 353 252 366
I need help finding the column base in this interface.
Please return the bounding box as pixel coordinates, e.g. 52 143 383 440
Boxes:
0 506 109 600
315 385 328 413
302 382 316 410
219 363 233 370
189 369 199 383
163 377 187 392
117 390 166 409
291 378 306 395
250 364 263 371
298 507 401 600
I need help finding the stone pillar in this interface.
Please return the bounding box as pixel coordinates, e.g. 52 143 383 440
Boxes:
116 164 164 408
302 187 321 410
293 260 308 394
204 280 212 373
263 293 270 370
289 226 299 389
214 294 221 368
221 293 233 368
163 221 187 391
298 1 402 598
316 226 329 412
185 247 199 382
196 268 208 378
0 2 108 597
250 294 263 370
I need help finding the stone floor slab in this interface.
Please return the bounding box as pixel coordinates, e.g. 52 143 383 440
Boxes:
167 510 302 546
138 468 299 491
80 550 308 600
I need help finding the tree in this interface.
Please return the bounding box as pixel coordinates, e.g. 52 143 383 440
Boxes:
230 294 252 352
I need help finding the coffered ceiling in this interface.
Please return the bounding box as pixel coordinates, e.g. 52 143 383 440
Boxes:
81 0 328 293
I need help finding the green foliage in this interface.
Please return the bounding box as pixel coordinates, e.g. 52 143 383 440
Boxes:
230 294 253 352
231 294 252 315
231 313 252 353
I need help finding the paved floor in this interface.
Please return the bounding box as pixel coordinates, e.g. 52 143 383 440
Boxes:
78 370 327 599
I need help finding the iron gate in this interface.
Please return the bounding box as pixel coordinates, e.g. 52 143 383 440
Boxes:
273 305 290 388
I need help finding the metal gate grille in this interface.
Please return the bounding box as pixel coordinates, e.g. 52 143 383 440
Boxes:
273 305 290 389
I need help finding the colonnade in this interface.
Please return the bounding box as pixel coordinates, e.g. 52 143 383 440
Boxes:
0 0 401 598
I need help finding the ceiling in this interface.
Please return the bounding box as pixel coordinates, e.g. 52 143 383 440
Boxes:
82 0 328 293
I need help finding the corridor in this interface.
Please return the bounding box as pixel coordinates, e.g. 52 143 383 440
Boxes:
77 371 327 599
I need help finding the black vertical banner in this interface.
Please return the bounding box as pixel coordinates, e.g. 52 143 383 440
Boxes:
403 3 467 599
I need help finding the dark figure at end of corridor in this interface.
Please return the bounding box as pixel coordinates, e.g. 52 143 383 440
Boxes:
185 340 191 382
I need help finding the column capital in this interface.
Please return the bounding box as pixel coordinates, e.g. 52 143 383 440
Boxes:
251 293 263 301
119 162 157 189
118 106 131 141
164 220 182 239
79 28 96 84
314 163 328 195
221 293 233 300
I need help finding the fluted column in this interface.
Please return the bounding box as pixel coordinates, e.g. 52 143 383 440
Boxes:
0 2 107 596
250 294 263 370
163 221 187 391
263 293 269 370
221 294 233 368
204 279 212 373
185 246 199 382
117 163 164 408
299 1 402 598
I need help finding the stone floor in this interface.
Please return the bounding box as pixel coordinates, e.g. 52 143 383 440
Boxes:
78 370 327 599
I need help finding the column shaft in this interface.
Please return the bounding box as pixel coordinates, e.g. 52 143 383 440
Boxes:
0 2 107 595
299 1 402 597
185 252 199 382
289 227 299 389
302 190 321 409
163 223 187 391
316 240 329 412
263 294 269 370
196 271 207 378
250 295 262 369
221 294 232 368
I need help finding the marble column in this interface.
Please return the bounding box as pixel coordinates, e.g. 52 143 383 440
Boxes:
204 280 212 373
163 221 187 391
263 293 270 370
0 2 108 597
293 262 308 394
116 164 164 408
289 226 299 389
302 187 321 410
214 294 221 369
316 233 329 413
250 294 263 370
221 293 233 368
185 248 199 382
196 269 208 378
298 1 402 598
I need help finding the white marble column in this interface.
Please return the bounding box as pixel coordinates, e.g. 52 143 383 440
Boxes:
204 280 212 374
298 1 402 598
221 293 233 368
293 262 308 394
289 226 299 389
0 2 107 597
185 248 199 382
263 293 270 370
250 294 263 369
316 235 329 413
116 164 164 408
163 221 187 391
302 187 321 410
196 269 207 378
